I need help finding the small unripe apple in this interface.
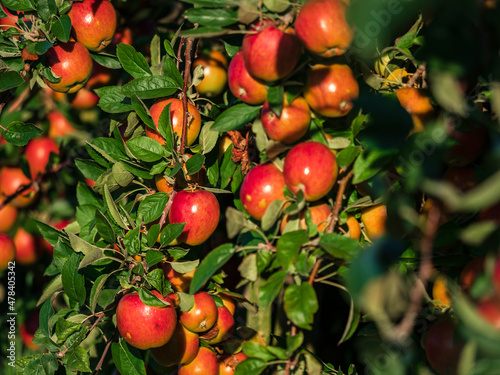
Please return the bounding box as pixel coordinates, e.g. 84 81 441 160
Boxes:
168 190 220 246
283 141 338 201
147 98 201 147
68 0 117 52
150 323 200 367
116 291 177 350
219 352 248 375
47 111 75 139
24 137 59 179
242 22 301 83
240 163 286 220
0 234 15 270
295 0 353 58
13 228 38 265
0 200 17 233
360 204 387 240
178 346 219 375
228 51 267 105
45 42 93 94
205 305 235 344
303 64 359 118
261 95 311 144
0 167 38 208
281 203 331 233
194 50 228 97
180 292 218 333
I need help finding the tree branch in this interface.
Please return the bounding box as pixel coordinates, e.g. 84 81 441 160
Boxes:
180 35 195 154
326 170 354 233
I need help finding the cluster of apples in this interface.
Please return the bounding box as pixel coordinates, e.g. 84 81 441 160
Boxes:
43 0 117 94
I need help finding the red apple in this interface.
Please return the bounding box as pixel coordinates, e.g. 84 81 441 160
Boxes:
242 22 301 83
13 228 38 265
180 292 218 333
20 309 41 351
178 346 219 375
295 0 353 58
146 98 201 147
477 297 500 329
445 124 488 167
283 141 338 201
240 163 286 221
116 291 177 350
24 137 59 179
70 88 100 110
219 352 248 375
425 317 464 375
0 167 38 208
112 27 133 47
47 111 75 139
0 199 17 233
0 7 20 31
459 256 485 293
228 51 267 105
86 62 115 89
303 64 359 118
219 293 236 316
168 190 220 246
44 42 93 93
194 50 228 97
68 0 117 52
261 95 311 144
204 306 235 344
150 323 200 367
0 234 15 270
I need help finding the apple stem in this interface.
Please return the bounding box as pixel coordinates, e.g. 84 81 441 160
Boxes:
326 169 354 234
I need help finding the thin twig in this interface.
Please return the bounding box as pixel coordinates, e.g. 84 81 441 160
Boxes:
7 85 31 113
406 62 427 88
391 202 441 341
180 35 195 154
308 258 323 285
326 170 354 233
159 190 177 228
283 325 298 375
92 331 118 375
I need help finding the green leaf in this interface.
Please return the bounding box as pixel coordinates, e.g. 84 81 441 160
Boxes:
75 159 106 181
199 121 218 154
104 185 128 229
89 273 111 313
127 136 166 162
3 121 43 146
276 230 308 271
138 193 169 224
352 149 396 184
124 226 141 256
234 358 267 375
131 96 155 129
258 270 287 308
261 199 285 231
283 283 318 330
112 340 147 375
98 87 132 113
139 288 170 307
242 342 276 361
185 8 238 27
158 102 174 151
163 57 183 88
0 70 24 91
64 346 91 373
319 233 362 260
267 85 284 117
95 210 116 243
36 0 56 22
170 259 199 273
37 275 63 306
120 76 179 99
90 53 122 69
147 224 161 247
116 43 152 79
145 250 164 268
189 243 236 294
337 146 361 170
160 222 186 247
51 14 71 42
1 0 35 11
35 220 65 247
220 145 238 189
185 153 205 175
212 103 262 132
62 253 86 305
178 292 195 312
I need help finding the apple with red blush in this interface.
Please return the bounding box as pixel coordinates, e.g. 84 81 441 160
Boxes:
150 323 200 367
180 291 218 333
24 137 59 179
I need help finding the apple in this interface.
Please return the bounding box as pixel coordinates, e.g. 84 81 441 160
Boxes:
218 135 233 162
116 290 177 350
0 200 17 233
20 309 41 351
150 323 200 367
112 27 133 47
303 64 359 118
493 257 500 298
24 137 59 179
432 275 451 307
346 216 361 241
219 293 236 315
146 98 201 147
44 42 93 94
178 346 219 375
261 95 311 144
444 124 488 167
194 50 228 97
228 51 267 105
360 204 387 240
295 0 353 57
168 190 220 246
68 0 117 52
0 167 38 208
47 111 75 139
0 7 19 31
477 297 500 329
180 291 218 333
70 88 100 110
162 262 195 293
204 305 235 344
155 155 207 194
0 234 15 270
281 203 331 233
396 88 434 133
14 228 38 265
242 22 301 83
86 62 115 89
283 141 338 201
425 317 464 375
219 352 248 375
240 163 286 220
459 256 485 293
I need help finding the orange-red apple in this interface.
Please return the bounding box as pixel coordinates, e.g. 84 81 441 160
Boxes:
116 291 177 350
112 27 133 47
178 346 219 375
13 228 38 265
47 111 75 138
205 306 235 344
228 51 267 105
0 234 15 270
0 200 17 233
0 167 38 208
240 163 286 220
219 293 236 315
360 204 387 240
303 64 359 117
70 88 100 110
459 256 485 293
162 262 195 293
477 297 500 329
180 291 218 333
24 137 59 179
219 352 248 375
283 141 338 201
194 50 228 97
396 87 434 133
150 323 200 367
281 203 331 233
346 216 361 241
